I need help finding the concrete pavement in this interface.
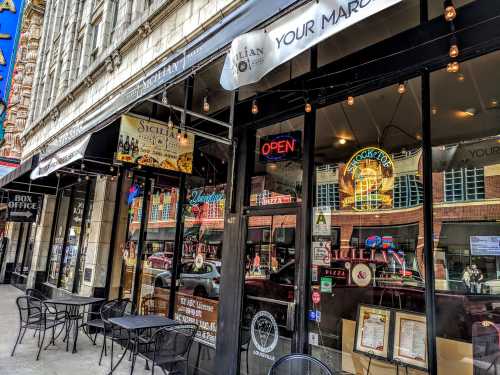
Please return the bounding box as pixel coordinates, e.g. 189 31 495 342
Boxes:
0 285 152 375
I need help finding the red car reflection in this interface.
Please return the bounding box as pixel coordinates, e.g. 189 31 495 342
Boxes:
147 252 173 270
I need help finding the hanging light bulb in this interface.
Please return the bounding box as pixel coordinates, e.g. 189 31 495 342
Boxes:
77 176 82 183
80 163 85 170
304 99 312 113
177 128 182 141
347 96 354 106
397 82 406 94
110 166 115 172
167 115 173 128
338 138 347 145
444 0 456 22
203 96 210 113
449 41 459 59
182 132 188 145
446 61 460 73
85 175 90 181
251 99 259 115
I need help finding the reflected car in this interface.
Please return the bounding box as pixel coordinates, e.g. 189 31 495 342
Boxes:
147 252 173 270
154 260 221 298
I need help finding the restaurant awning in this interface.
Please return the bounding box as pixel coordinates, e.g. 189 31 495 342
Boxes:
0 155 60 194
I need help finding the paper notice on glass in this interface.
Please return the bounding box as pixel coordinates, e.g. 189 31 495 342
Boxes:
361 313 387 351
313 207 331 236
398 319 426 360
312 241 331 266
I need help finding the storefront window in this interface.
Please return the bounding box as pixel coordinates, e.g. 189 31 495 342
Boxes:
47 188 71 285
431 50 500 373
317 0 420 67
21 224 36 275
250 117 304 206
310 78 426 373
122 176 147 302
14 223 29 274
174 141 228 347
138 181 179 315
60 181 93 291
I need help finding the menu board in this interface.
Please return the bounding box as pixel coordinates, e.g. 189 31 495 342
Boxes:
393 311 427 369
174 292 218 347
116 115 195 173
354 305 391 360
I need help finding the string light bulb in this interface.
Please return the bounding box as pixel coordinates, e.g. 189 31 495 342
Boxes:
177 128 182 141
182 132 188 144
167 115 173 128
85 175 90 181
444 0 456 22
203 96 210 113
338 138 347 145
446 61 460 73
251 99 259 115
304 99 312 113
449 42 459 59
347 96 354 106
397 82 406 94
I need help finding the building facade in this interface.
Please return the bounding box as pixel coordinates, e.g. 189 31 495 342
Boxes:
1 0 500 375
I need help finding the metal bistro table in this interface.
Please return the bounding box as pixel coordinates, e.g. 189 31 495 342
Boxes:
107 315 178 375
45 295 105 354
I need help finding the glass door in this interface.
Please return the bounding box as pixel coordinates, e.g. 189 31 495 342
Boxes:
240 214 297 375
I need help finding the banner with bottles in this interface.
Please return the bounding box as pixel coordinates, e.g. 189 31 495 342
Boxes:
116 115 195 173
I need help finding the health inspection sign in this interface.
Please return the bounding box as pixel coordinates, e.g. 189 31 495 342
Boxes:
7 192 42 222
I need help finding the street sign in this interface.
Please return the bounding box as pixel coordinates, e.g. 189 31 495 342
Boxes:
7 191 42 222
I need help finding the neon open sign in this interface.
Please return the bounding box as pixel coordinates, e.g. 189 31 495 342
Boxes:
259 131 302 163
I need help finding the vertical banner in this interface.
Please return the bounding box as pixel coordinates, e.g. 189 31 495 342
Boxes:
0 0 25 139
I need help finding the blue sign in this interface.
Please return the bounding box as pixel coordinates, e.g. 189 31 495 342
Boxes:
0 0 25 140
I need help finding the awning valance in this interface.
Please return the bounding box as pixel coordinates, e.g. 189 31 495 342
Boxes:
31 135 91 180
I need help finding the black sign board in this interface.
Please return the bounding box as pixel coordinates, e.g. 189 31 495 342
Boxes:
259 131 302 163
7 192 42 222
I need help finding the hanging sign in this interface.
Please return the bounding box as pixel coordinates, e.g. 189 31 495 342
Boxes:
7 191 42 222
339 147 394 210
116 115 195 173
259 131 301 163
220 0 402 90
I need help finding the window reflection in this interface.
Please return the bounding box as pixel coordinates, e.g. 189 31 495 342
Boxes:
310 78 425 373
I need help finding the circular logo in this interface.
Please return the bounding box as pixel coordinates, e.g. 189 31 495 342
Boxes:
312 291 321 305
352 263 372 287
238 60 248 72
250 310 279 354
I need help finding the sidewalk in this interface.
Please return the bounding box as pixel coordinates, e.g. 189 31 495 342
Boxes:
0 285 151 375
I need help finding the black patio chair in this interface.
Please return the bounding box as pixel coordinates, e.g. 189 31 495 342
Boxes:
268 354 333 375
138 323 198 375
98 298 131 365
11 296 67 360
25 288 47 301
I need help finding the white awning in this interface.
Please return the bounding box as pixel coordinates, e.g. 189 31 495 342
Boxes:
30 134 92 180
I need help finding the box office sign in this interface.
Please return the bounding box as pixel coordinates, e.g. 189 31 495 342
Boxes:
116 115 195 173
7 192 42 222
220 0 401 90
174 293 218 346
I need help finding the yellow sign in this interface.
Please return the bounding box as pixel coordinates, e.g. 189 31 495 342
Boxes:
116 115 195 173
340 147 394 210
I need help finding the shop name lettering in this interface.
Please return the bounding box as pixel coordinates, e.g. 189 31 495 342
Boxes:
468 146 500 159
346 148 392 174
189 191 224 206
8 195 37 210
275 0 374 49
0 0 16 66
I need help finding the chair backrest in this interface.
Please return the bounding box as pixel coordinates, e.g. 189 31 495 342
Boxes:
25 288 47 301
268 354 333 375
101 299 131 323
16 296 43 325
152 324 198 359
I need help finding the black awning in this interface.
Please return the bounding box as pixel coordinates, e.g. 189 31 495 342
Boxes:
0 155 59 194
131 227 177 242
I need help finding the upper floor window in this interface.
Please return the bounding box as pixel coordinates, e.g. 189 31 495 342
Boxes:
444 167 485 202
109 0 120 43
74 37 83 79
90 20 101 63
393 174 423 208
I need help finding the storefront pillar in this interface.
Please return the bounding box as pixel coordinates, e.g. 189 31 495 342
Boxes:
26 195 57 289
79 177 118 297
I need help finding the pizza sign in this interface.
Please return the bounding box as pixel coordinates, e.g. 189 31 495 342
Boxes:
340 147 394 210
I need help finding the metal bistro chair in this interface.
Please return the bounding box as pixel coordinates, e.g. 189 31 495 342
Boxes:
98 298 131 365
11 296 67 360
25 288 48 301
138 323 198 375
268 354 334 375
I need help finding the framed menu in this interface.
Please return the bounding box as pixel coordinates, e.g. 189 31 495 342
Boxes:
392 311 428 370
354 305 392 360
